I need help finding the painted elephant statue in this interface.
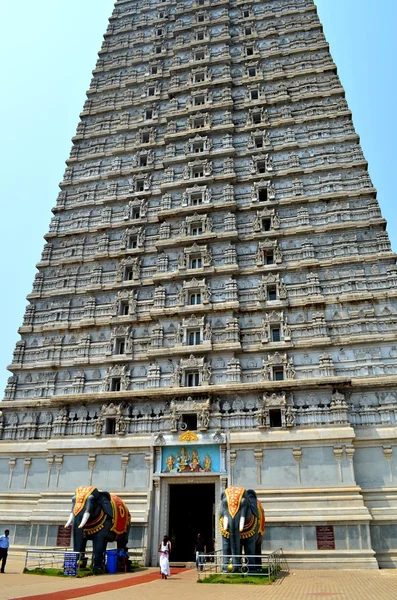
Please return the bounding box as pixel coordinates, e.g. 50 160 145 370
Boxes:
65 486 130 571
219 486 265 571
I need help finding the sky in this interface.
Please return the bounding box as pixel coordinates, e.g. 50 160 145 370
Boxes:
0 0 396 397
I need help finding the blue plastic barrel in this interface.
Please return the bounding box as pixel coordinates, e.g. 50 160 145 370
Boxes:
106 549 118 574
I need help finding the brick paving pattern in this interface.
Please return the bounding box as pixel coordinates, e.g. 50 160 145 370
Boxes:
3 558 397 600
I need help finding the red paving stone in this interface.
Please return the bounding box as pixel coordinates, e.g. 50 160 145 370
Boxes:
10 568 187 600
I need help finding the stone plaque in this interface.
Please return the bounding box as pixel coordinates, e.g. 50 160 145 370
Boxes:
56 525 71 547
316 525 335 550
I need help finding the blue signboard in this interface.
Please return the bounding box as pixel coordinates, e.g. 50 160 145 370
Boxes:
63 552 79 576
162 445 220 473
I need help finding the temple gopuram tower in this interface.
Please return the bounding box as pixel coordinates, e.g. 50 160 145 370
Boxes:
1 0 397 568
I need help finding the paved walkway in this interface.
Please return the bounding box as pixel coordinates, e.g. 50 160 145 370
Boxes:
3 556 397 600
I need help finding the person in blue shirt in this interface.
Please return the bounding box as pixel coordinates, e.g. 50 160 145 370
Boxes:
0 530 10 573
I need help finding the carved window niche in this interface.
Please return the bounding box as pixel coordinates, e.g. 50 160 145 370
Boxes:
247 64 258 78
105 365 130 392
123 226 145 250
189 214 209 236
130 173 151 195
181 243 212 272
189 112 211 130
182 185 211 207
257 241 282 267
178 315 211 348
179 278 211 307
257 274 287 304
245 42 258 57
109 326 132 356
257 392 295 430
194 27 209 42
249 130 271 150
196 10 208 24
192 93 206 107
118 257 141 282
261 311 291 345
253 208 279 233
179 355 211 387
262 353 295 382
186 135 212 156
144 107 154 121
251 153 273 175
139 128 155 145
252 181 275 204
114 290 138 318
247 107 267 127
137 150 153 168
193 45 208 62
184 159 212 182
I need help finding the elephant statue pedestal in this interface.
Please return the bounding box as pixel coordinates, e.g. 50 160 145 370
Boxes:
65 486 131 572
219 486 265 573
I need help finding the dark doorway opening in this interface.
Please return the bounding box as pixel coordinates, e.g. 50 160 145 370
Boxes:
168 483 215 562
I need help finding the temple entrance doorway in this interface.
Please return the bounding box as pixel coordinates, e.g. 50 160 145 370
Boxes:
168 483 215 562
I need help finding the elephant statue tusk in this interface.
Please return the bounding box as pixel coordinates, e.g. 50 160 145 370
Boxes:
223 515 229 531
78 511 91 528
239 516 245 532
65 512 74 528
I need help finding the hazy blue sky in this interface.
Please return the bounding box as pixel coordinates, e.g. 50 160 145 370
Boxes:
0 1 396 396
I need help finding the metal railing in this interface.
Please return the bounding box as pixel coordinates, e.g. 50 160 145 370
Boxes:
24 549 90 576
196 548 288 583
24 547 146 575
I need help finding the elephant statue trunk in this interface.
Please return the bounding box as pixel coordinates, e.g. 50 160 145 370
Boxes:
65 486 131 571
219 487 265 572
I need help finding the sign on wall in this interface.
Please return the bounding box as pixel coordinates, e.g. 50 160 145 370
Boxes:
316 525 335 550
56 525 72 547
162 445 220 473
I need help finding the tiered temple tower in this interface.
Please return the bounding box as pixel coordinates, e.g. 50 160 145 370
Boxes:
1 0 397 568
